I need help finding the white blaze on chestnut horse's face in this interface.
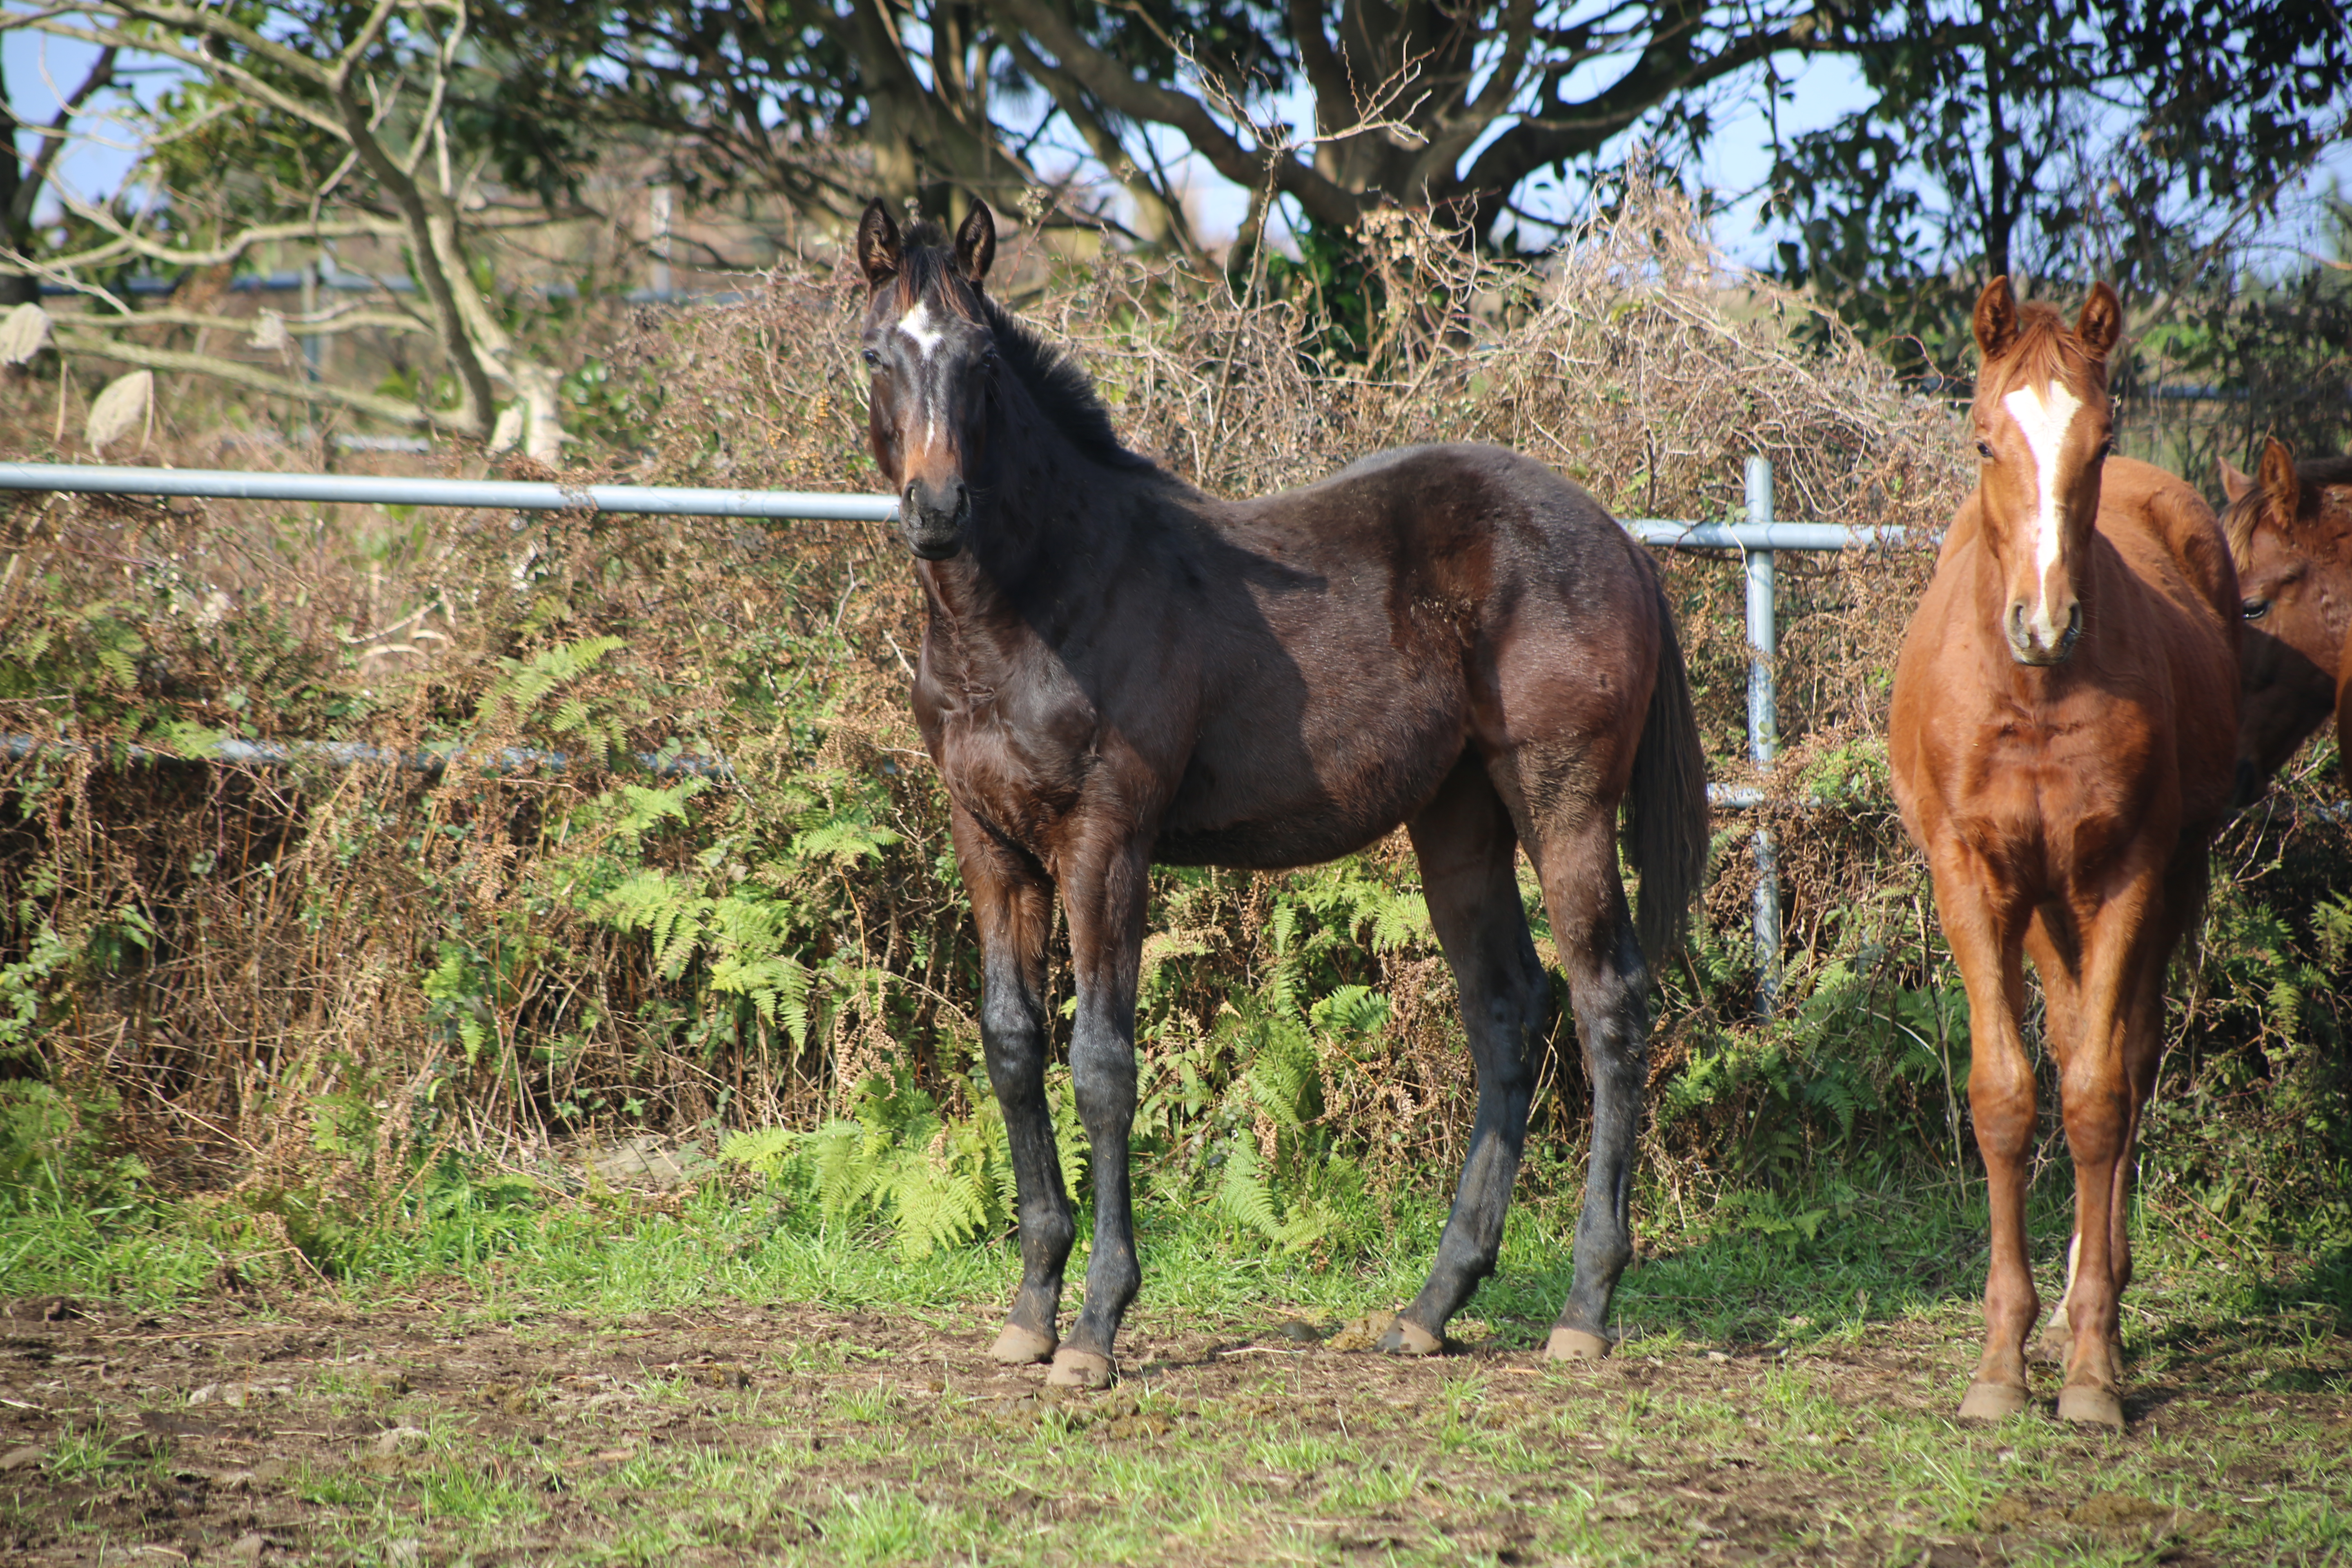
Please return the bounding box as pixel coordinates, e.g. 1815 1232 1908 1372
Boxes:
2001 380 2087 657
1969 276 2121 667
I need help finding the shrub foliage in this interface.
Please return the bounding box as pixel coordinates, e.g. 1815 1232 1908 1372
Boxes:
0 183 2343 1270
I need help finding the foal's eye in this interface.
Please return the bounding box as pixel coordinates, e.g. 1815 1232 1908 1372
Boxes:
861 348 882 369
2243 599 2272 621
1976 440 1995 461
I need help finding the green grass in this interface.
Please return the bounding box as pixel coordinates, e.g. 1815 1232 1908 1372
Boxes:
2 1158 2346 1565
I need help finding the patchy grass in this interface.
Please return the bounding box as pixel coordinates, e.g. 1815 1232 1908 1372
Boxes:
0 1169 2345 1565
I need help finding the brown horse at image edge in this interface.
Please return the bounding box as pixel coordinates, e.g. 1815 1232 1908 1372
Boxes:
2220 436 2352 805
852 199 1708 1388
1890 276 2239 1428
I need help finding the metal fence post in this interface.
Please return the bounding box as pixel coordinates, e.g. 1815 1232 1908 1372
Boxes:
1744 456 1782 1014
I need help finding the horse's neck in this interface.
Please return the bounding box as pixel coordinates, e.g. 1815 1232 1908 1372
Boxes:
918 436 1153 668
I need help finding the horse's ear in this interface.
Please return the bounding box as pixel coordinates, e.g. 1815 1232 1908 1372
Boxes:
2258 435 2300 520
857 199 901 288
2075 282 2123 361
1973 276 2018 361
954 201 996 286
2219 457 2254 505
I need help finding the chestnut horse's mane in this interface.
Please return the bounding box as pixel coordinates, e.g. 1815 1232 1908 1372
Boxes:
1982 301 2107 396
887 221 1159 473
2222 451 2352 570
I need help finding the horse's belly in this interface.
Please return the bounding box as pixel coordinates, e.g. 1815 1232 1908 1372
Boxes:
1154 705 1465 869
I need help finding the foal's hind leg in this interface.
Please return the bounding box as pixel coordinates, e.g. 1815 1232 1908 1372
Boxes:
951 804 1074 1366
1380 758 1551 1355
1522 800 1652 1360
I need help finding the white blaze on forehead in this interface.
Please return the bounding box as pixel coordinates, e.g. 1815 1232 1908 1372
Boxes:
898 301 944 357
2000 381 2084 643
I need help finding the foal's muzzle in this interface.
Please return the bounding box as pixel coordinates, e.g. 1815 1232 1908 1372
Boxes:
901 476 970 560
2005 599 2082 666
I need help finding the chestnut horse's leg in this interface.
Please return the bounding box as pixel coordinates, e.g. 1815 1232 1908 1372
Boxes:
1044 837 1152 1390
952 803 1074 1368
2024 909 2087 1365
1929 843 2039 1419
2049 863 2165 1428
1379 758 1550 1354
1527 795 1651 1361
2060 851 2183 1429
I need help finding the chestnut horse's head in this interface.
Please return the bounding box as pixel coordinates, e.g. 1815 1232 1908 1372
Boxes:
1968 276 2123 666
2221 436 2352 805
855 199 999 560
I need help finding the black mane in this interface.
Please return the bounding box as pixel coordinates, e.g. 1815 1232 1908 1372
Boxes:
897 225 1156 472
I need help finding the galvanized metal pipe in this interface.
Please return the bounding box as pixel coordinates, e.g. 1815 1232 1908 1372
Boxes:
0 463 1918 549
0 732 732 780
0 463 900 522
1744 457 1784 1014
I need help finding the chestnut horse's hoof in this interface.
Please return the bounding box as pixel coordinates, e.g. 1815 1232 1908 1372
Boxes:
1373 1316 1443 1357
1957 1381 2031 1421
990 1324 1057 1365
2056 1385 2125 1428
1045 1348 1116 1389
1544 1327 1613 1361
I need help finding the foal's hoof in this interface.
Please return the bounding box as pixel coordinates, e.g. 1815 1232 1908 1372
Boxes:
1957 1381 2031 1421
1372 1316 1443 1357
989 1324 1057 1365
2028 1316 2071 1364
2056 1384 2125 1429
1044 1348 1116 1390
1543 1327 1614 1361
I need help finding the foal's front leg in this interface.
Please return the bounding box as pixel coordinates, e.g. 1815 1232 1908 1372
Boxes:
1045 837 1152 1389
1929 842 2039 1419
953 805 1074 1366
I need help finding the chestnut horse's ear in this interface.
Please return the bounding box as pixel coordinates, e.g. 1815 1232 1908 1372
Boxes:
857 199 901 288
1973 276 2018 361
2076 282 2123 361
954 201 996 286
2258 434 2300 520
2219 457 2255 505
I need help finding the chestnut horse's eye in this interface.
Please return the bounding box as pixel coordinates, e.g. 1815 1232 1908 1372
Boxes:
2242 599 2271 621
1976 440 1995 461
2098 436 2117 460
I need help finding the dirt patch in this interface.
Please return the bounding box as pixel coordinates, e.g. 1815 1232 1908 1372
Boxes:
0 1289 2343 1565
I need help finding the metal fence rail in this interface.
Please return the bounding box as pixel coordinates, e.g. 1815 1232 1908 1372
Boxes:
0 457 1922 1007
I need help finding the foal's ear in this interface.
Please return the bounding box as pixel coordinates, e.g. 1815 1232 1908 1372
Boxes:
2219 457 2255 506
2258 435 2301 520
2075 282 2123 361
954 201 996 286
1973 276 2018 361
857 199 902 288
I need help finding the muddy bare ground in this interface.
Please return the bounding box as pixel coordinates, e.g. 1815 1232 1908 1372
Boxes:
2 1285 2346 1565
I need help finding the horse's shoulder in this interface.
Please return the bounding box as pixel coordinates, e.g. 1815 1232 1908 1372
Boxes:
2104 458 2236 620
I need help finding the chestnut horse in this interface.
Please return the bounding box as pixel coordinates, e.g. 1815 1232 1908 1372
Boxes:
2220 437 2352 804
855 200 1707 1388
1889 278 2239 1428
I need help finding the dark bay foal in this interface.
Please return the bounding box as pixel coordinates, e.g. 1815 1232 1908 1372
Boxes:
856 200 1707 1388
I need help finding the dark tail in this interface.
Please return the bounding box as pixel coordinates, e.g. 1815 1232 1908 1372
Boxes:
1624 576 1709 974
